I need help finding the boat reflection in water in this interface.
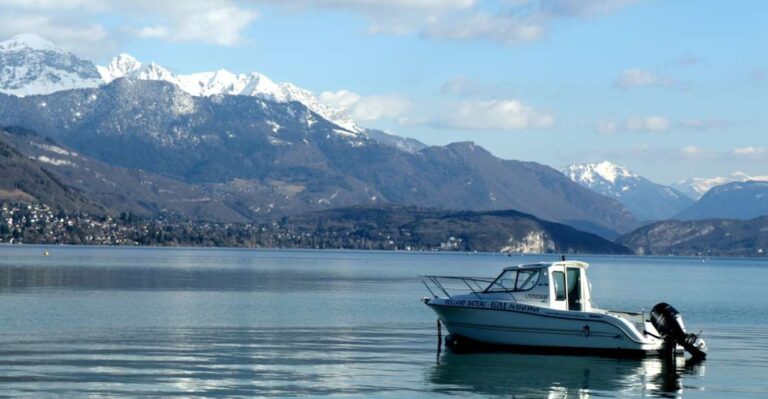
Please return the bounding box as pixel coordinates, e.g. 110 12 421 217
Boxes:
428 351 705 398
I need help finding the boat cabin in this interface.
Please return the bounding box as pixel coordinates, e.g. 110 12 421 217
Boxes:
479 261 593 311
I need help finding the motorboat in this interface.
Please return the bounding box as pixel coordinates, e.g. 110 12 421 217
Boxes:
421 260 707 358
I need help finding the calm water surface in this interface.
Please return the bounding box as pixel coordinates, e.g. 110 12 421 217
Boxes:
0 246 766 398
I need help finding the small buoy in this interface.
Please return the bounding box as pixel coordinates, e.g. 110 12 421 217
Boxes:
43 250 49 256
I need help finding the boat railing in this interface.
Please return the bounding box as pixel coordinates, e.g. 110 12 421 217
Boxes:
420 275 516 300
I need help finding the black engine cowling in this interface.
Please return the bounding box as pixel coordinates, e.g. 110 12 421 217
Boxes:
650 302 707 359
650 302 686 338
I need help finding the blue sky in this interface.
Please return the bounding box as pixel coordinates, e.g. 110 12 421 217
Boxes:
1 0 765 184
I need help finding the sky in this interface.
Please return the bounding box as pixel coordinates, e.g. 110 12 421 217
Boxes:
0 0 765 184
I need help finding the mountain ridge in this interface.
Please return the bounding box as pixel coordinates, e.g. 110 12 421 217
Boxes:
0 79 638 237
673 180 768 220
0 127 101 214
96 53 360 132
674 172 768 200
618 216 768 256
563 161 693 221
0 33 103 96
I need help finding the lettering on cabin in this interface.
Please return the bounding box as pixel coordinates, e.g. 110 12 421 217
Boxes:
525 293 548 300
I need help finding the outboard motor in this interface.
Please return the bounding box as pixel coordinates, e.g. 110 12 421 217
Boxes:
651 303 707 359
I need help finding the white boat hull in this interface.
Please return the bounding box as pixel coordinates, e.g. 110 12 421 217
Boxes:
427 298 662 355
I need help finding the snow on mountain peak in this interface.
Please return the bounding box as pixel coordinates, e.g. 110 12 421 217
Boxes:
97 54 361 133
564 161 635 185
98 53 142 82
0 33 102 96
593 161 633 184
563 160 693 221
675 171 768 199
0 33 59 52
98 54 176 84
1 39 363 134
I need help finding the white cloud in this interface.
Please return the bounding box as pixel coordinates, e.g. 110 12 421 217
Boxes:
595 120 618 135
430 99 554 131
257 0 641 46
319 90 361 110
596 116 726 134
680 145 705 157
0 0 645 52
0 0 103 10
0 0 259 55
613 68 686 90
676 146 768 161
134 26 169 39
0 12 113 57
320 90 411 122
677 119 729 131
351 94 412 121
255 0 475 36
282 0 475 11
432 77 555 131
597 116 669 133
541 0 641 17
440 76 520 99
626 116 669 132
131 5 258 46
424 12 544 45
733 147 767 157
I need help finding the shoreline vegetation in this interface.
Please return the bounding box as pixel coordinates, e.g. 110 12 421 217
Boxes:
1 201 630 255
2 201 766 257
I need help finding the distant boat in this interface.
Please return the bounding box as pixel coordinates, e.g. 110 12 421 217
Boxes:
421 260 707 359
43 250 49 256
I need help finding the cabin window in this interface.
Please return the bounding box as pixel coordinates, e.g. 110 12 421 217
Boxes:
485 269 541 292
517 270 539 290
552 271 566 301
566 268 582 311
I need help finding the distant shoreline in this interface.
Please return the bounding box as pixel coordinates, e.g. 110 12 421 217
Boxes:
1 242 766 260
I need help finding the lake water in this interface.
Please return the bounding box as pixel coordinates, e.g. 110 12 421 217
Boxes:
0 246 766 398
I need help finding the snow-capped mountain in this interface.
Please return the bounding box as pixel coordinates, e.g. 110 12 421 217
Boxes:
563 161 693 221
0 79 639 237
0 34 359 132
97 53 359 132
0 33 102 96
674 172 768 200
674 180 768 220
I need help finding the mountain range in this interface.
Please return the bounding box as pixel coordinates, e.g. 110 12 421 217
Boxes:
0 127 633 254
0 126 265 221
618 216 768 256
96 53 360 133
0 34 102 96
0 33 357 132
673 172 768 200
277 206 632 254
0 33 639 239
563 161 693 221
2 32 767 255
673 180 768 221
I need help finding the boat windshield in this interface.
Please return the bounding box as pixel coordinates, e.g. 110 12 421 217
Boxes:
485 269 541 292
